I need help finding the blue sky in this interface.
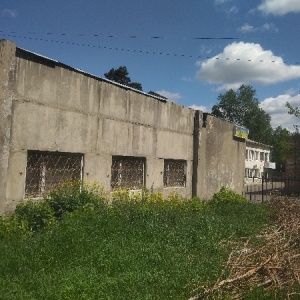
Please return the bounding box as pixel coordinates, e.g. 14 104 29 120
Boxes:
1 0 299 131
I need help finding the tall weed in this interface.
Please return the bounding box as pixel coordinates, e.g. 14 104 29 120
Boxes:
0 185 270 299
15 201 56 231
0 215 27 237
45 180 106 219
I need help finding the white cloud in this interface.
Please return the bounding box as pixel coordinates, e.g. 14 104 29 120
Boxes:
189 104 210 112
199 45 212 56
214 0 237 14
196 42 300 89
261 23 278 32
285 88 300 95
155 90 182 102
238 24 255 33
182 76 194 82
229 6 239 14
214 0 231 4
238 23 278 33
260 93 300 131
258 0 300 16
1 8 17 18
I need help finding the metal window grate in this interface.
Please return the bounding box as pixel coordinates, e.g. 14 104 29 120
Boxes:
111 156 145 190
25 151 83 198
163 159 186 187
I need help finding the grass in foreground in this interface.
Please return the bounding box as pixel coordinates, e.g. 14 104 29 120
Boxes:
0 186 269 300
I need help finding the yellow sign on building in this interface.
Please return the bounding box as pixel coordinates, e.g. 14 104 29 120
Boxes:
234 126 249 139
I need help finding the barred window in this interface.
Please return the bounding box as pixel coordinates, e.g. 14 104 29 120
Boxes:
25 151 83 198
163 159 186 187
111 156 146 190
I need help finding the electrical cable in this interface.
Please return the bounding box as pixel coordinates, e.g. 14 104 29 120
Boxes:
1 31 299 65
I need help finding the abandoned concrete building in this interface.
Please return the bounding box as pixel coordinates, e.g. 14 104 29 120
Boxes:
0 39 247 214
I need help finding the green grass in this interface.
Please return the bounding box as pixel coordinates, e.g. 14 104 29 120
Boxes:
0 196 269 299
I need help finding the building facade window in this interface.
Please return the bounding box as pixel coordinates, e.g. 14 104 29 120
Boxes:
260 152 264 161
248 150 255 160
25 151 83 198
245 168 260 178
265 153 269 162
163 159 186 187
111 156 146 190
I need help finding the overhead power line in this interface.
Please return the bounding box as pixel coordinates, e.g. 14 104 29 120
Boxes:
0 30 241 40
1 32 299 65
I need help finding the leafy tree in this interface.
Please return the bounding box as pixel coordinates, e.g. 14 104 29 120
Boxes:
270 126 290 171
286 101 300 118
104 66 143 91
127 82 143 91
286 99 300 133
211 85 273 144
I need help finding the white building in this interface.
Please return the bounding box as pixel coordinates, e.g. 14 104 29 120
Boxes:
245 139 275 182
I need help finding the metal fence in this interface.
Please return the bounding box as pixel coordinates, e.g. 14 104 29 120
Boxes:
244 173 300 202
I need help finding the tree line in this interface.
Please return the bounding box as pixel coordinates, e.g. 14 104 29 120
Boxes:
211 84 296 171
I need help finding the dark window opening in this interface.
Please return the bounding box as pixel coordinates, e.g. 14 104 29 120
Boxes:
111 156 146 190
164 159 186 187
25 151 83 198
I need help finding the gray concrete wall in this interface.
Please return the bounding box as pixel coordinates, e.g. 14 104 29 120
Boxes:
197 114 246 199
0 40 16 213
0 39 246 214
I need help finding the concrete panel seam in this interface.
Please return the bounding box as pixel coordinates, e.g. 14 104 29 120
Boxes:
14 98 194 135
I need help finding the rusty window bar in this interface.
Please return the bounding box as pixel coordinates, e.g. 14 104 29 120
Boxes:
25 151 83 198
163 159 186 187
111 156 146 190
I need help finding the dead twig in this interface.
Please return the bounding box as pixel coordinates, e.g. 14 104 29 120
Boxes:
189 196 300 299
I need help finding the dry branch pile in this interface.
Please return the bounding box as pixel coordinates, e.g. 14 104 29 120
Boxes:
189 197 300 300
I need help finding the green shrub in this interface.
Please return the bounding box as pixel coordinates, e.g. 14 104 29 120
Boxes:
45 181 106 219
111 187 132 204
111 187 165 205
0 215 27 238
211 186 246 204
0 194 270 299
15 201 55 231
3 181 105 234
